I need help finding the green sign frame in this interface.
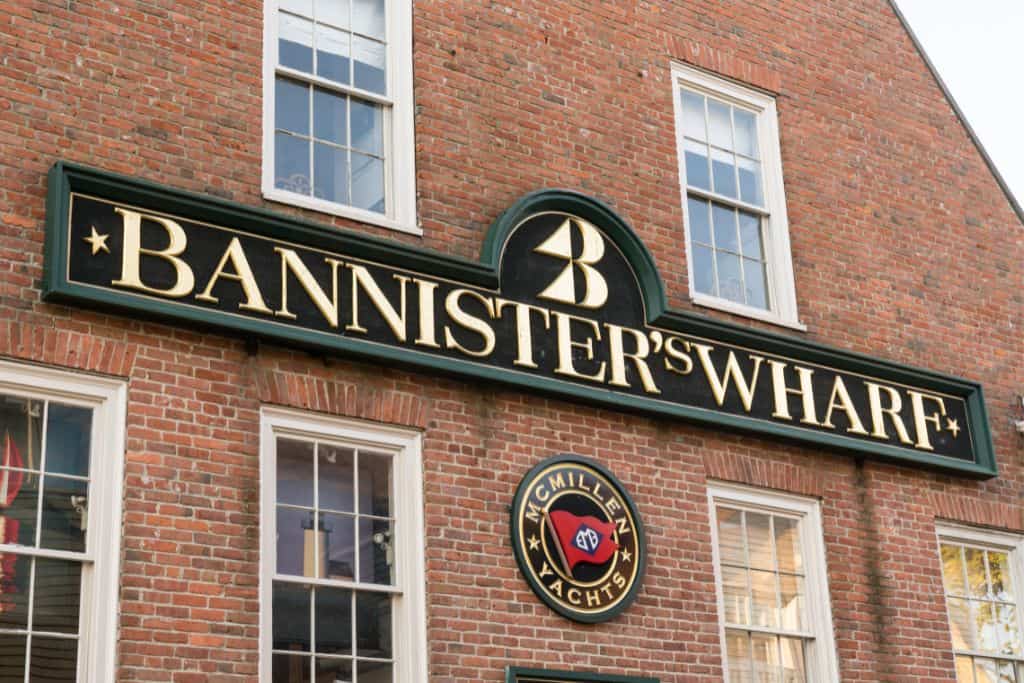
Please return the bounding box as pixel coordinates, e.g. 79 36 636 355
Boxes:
506 666 658 683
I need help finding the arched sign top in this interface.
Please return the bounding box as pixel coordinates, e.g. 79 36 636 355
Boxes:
481 189 669 322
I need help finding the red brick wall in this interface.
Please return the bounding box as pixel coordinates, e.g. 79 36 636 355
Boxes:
0 0 1021 681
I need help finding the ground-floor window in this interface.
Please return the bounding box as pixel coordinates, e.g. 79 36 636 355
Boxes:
259 408 426 683
0 360 125 681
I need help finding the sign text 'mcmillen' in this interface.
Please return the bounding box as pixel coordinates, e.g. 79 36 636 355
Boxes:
43 163 997 476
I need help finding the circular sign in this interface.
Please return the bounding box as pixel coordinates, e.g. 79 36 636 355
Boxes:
510 454 646 623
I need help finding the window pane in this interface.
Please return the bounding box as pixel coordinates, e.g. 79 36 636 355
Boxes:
351 153 385 214
0 633 26 681
712 204 739 253
726 630 752 683
990 552 1014 601
314 89 347 145
712 148 738 199
708 99 732 150
353 0 386 40
359 517 393 585
280 13 314 73
276 78 310 136
954 655 975 683
358 659 392 683
744 512 773 571
314 587 352 655
722 565 749 625
314 142 349 204
738 212 763 260
716 251 743 304
977 658 999 683
717 507 745 566
966 547 988 599
316 24 350 84
948 596 975 650
773 516 801 574
277 507 313 577
734 109 759 158
778 573 804 632
273 582 312 652
750 569 779 628
317 0 348 28
281 0 313 16
0 469 38 546
273 653 312 683
751 632 780 683
681 91 707 142
323 512 356 581
996 603 1021 655
278 439 314 507
999 661 1016 683
29 636 78 682
32 558 81 634
350 99 383 157
44 404 91 478
687 197 712 245
358 452 391 517
0 552 30 629
738 156 764 206
355 592 391 658
275 132 311 196
352 36 386 94
943 545 967 596
0 396 42 474
317 657 353 682
976 601 1000 653
684 139 711 191
744 259 768 310
319 445 354 513
693 245 715 296
779 637 805 683
40 475 87 552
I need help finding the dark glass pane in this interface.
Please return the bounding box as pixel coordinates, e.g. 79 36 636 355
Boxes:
0 633 26 682
684 139 710 191
277 507 315 577
712 204 738 252
357 659 392 683
275 132 311 196
744 259 768 310
276 78 310 136
319 445 354 513
738 157 763 206
0 396 42 474
693 245 715 296
39 476 87 552
355 592 391 658
352 36 386 94
279 13 314 73
277 439 314 507
317 657 354 683
358 517 393 585
358 453 390 517
28 636 77 682
314 587 352 654
32 558 81 634
687 197 711 245
712 148 738 199
273 653 312 683
351 153 384 214
273 582 311 652
316 24 350 84
353 0 385 39
314 143 349 204
322 513 356 581
43 404 91 478
0 553 30 629
350 100 383 156
313 89 347 145
0 470 38 547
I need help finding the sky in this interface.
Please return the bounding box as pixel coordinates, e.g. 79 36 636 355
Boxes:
894 0 1024 210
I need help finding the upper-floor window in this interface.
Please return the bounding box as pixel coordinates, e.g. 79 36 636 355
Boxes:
263 0 418 234
0 360 126 681
938 524 1024 682
672 63 801 329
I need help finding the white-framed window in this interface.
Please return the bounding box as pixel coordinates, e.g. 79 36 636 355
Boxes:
259 407 427 683
262 0 418 235
936 523 1024 682
672 63 802 330
707 482 839 682
0 360 126 682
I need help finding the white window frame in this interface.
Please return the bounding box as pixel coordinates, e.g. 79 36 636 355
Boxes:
258 407 427 682
0 359 127 682
262 0 419 235
935 522 1024 678
707 481 839 682
671 63 803 330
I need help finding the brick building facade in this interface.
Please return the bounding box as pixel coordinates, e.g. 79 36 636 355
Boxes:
0 0 1021 682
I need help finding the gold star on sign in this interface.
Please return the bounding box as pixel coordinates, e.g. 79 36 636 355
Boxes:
946 418 960 439
620 548 632 563
84 226 110 255
528 535 540 551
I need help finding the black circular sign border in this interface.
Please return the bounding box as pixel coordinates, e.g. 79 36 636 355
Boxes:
510 453 647 623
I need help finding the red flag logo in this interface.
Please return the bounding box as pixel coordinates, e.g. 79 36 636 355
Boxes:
547 509 618 572
0 432 24 509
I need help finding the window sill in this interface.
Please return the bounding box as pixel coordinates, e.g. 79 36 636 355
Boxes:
691 292 806 332
262 187 422 236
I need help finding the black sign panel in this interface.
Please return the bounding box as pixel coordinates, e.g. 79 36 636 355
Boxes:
43 162 997 477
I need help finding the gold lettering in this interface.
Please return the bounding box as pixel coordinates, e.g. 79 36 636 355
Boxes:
908 391 948 451
606 497 622 514
412 278 440 348
547 472 566 492
495 299 551 368
605 323 660 394
525 501 543 524
600 582 614 599
539 562 554 578
616 517 630 535
692 344 764 412
443 289 496 357
552 311 606 382
535 484 549 502
866 382 913 444
821 376 869 435
345 264 409 342
548 579 563 597
767 361 820 425
585 590 601 607
273 248 343 327
112 208 195 297
567 587 582 605
612 571 626 588
195 237 272 313
664 336 694 375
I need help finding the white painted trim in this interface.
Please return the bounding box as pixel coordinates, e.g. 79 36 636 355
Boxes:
261 0 418 234
0 359 126 683
671 62 802 330
707 481 840 683
259 407 427 683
